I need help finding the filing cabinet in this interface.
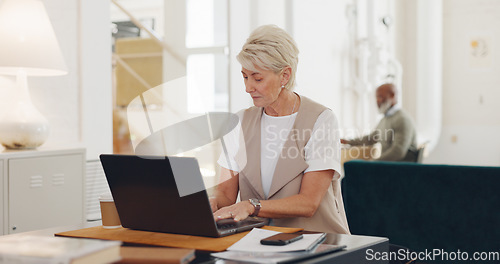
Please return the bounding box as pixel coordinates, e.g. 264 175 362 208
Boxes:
0 147 85 234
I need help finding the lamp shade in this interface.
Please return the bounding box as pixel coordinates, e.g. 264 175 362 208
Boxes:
0 0 67 76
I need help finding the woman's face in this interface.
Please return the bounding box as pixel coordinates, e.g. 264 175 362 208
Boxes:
241 66 282 108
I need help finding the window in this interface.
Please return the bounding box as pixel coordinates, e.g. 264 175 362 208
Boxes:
185 0 228 113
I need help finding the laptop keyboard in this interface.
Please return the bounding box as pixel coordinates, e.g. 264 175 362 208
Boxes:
215 217 267 236
218 223 237 229
216 218 238 230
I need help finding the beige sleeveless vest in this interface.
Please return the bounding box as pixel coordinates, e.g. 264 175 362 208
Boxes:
237 95 350 234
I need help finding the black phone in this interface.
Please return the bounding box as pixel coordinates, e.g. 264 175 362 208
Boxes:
260 233 304 246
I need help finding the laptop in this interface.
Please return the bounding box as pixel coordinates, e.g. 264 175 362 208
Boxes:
99 154 266 237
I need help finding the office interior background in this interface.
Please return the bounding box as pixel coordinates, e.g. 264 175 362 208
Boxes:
0 0 499 226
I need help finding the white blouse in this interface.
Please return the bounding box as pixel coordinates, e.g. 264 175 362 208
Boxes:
218 109 342 198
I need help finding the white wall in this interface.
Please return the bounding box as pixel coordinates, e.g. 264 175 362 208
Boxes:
395 0 442 151
79 0 113 160
424 0 500 166
292 0 351 116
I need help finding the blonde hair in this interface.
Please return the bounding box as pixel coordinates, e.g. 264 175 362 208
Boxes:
237 25 299 90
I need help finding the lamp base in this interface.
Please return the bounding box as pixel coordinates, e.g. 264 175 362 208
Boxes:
0 121 49 149
0 70 50 149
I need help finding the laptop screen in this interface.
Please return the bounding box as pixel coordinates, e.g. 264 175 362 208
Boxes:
100 154 221 237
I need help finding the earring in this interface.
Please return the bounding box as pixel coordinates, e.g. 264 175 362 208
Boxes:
281 85 285 89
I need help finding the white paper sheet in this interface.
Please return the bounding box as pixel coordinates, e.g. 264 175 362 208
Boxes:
227 228 325 253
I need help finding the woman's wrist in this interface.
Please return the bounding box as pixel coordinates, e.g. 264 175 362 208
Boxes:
248 198 261 217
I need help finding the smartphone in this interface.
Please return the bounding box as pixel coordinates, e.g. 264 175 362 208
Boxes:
260 233 304 246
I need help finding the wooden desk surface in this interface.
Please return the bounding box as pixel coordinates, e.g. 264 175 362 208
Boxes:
55 225 302 252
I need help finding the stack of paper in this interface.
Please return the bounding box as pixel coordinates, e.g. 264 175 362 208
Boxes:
212 228 329 264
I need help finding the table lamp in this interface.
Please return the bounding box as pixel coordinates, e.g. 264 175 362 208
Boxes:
0 0 67 149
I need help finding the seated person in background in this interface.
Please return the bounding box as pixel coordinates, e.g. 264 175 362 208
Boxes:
210 25 350 235
341 83 418 162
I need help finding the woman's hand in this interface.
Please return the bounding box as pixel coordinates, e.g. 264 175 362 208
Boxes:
213 200 254 222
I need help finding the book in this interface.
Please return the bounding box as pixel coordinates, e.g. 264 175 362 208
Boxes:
116 246 195 264
0 235 122 264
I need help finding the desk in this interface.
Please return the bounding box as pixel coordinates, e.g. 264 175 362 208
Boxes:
7 222 389 264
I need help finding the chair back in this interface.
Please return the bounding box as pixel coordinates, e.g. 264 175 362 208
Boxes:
415 145 425 163
415 142 429 163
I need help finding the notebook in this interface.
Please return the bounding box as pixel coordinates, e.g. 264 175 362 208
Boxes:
99 154 266 237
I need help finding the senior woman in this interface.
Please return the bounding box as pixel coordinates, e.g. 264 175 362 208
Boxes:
211 25 349 234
